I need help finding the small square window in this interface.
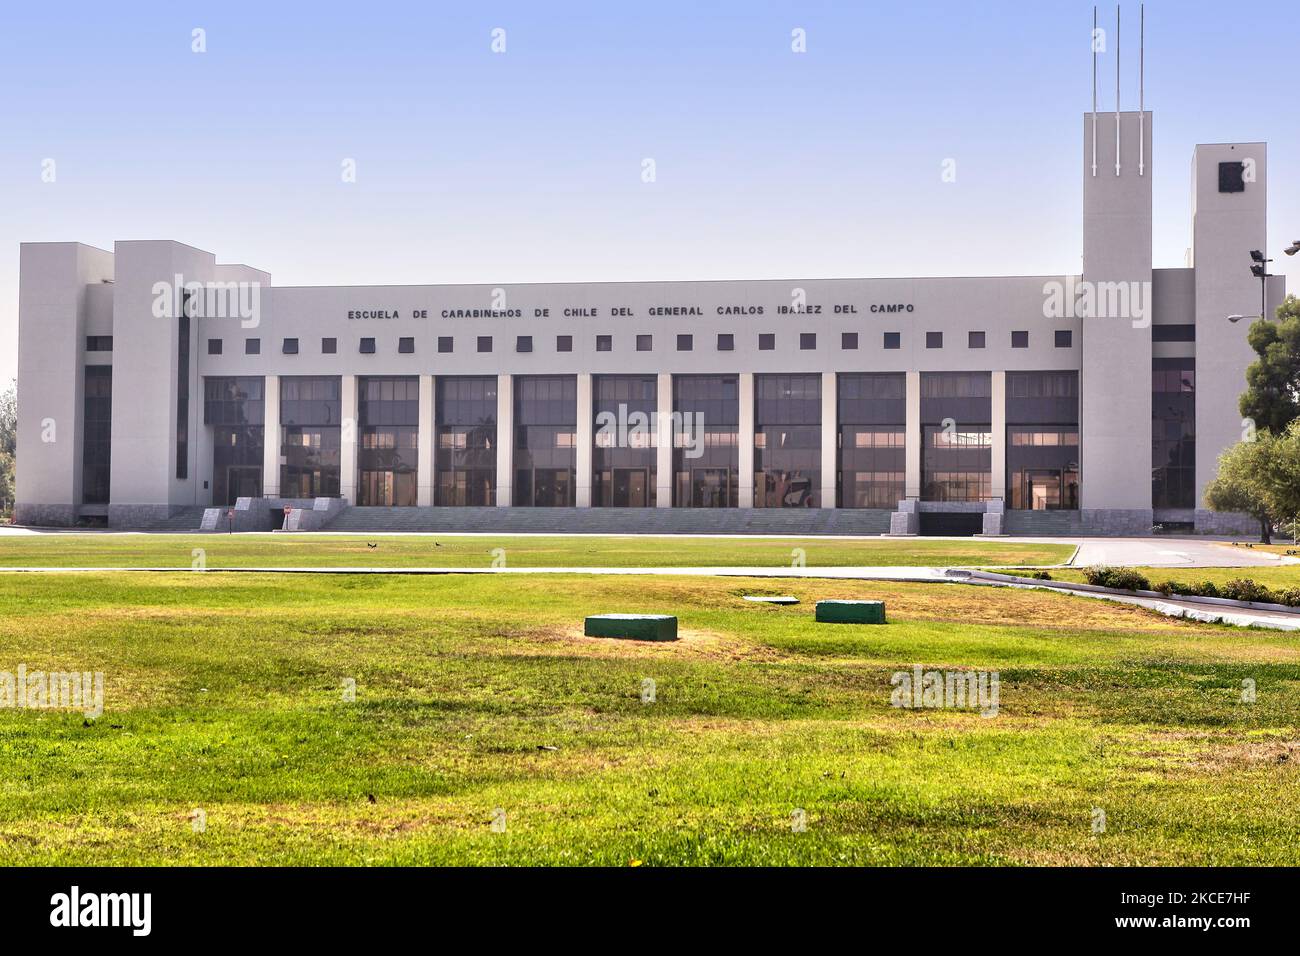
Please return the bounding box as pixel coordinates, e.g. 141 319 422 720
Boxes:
759 333 775 351
85 336 113 352
321 337 337 354
596 335 612 352
799 332 816 350
245 338 260 355
360 337 376 354
477 336 492 353
399 336 415 354
883 332 900 350
636 334 653 352
1011 330 1029 348
968 331 985 349
841 332 858 350
677 334 693 351
516 335 532 353
926 331 943 349
1218 161 1245 193
282 337 299 355
1054 330 1072 348
556 335 573 352
207 338 223 355
437 336 453 353
717 333 734 351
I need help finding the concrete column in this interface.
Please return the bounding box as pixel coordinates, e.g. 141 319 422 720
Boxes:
262 374 280 497
656 372 673 508
340 374 358 503
417 374 434 507
905 370 921 499
495 373 513 507
820 371 837 508
575 373 593 507
738 372 755 508
990 370 1007 502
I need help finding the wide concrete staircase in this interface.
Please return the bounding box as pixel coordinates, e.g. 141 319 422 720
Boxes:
324 506 893 535
142 506 211 531
1002 510 1084 536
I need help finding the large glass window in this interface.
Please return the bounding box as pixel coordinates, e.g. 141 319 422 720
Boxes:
838 373 905 508
82 366 112 504
358 377 418 506
205 377 264 506
280 376 341 498
514 376 577 507
1006 371 1079 510
436 377 497 506
176 309 190 479
673 375 739 508
593 375 657 507
921 372 991 502
754 373 820 508
1152 358 1195 509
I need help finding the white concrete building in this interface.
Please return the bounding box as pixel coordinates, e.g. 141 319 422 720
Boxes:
14 112 1287 534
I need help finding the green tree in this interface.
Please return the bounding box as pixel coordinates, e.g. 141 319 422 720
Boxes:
1240 294 1300 435
1205 431 1281 543
1206 419 1300 544
0 380 14 519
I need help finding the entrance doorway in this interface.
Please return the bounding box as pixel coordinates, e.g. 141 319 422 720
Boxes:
690 467 731 508
1014 468 1078 510
359 469 417 507
223 466 262 505
612 468 649 507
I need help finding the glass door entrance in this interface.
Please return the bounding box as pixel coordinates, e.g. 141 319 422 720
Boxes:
612 468 649 507
690 467 731 508
1016 468 1078 510
223 466 262 505
359 469 417 506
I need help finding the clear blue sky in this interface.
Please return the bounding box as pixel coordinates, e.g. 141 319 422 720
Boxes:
2 0 1297 384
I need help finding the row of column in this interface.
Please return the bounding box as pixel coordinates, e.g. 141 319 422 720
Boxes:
257 370 1009 508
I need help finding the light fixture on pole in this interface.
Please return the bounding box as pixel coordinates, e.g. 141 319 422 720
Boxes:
1250 250 1272 321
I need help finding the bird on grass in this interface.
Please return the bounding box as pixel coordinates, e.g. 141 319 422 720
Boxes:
367 542 378 550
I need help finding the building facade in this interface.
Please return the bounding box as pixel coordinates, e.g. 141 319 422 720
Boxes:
14 113 1287 534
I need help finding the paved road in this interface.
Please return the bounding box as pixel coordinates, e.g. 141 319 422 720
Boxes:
1066 537 1291 568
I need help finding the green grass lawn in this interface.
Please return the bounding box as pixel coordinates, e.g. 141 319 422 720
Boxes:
0 533 1076 569
1 570 1296 865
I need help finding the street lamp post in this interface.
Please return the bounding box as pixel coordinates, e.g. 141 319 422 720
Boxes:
1250 250 1272 322
1227 244 1295 323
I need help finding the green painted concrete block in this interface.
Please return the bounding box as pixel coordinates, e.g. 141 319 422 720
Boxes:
584 614 678 641
815 600 886 624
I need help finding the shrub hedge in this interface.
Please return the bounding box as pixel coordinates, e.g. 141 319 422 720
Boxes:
1081 567 1300 606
